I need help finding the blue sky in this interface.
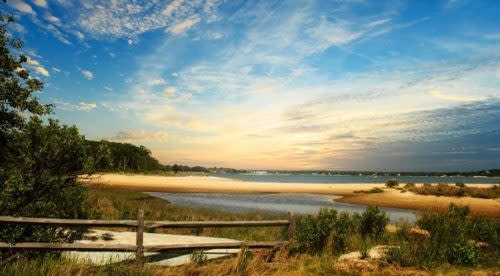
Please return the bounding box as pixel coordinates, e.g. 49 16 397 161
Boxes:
5 0 500 171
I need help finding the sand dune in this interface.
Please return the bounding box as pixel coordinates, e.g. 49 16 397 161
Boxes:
82 174 500 218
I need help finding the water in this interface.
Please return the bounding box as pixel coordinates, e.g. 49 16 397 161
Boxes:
211 173 500 184
150 192 416 223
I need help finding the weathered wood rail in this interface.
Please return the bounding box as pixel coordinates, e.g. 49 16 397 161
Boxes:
0 211 295 264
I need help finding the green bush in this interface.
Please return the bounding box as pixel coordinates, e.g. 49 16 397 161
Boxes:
190 250 208 265
385 179 399 188
330 212 357 253
386 245 415 267
447 241 479 266
293 208 337 253
359 206 389 240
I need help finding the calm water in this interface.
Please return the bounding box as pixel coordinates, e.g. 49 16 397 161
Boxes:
150 192 417 223
211 173 500 184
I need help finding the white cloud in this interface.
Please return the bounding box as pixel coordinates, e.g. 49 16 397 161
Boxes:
26 56 40 66
164 86 176 97
80 69 94 80
9 0 36 15
151 78 167 86
52 67 61 73
74 31 85 41
44 13 61 25
162 0 183 16
208 31 223 40
428 90 486 102
46 24 72 45
366 18 391 28
75 0 221 39
171 72 179 77
111 129 169 141
79 102 97 111
35 66 49 77
33 0 47 8
55 101 97 112
104 86 113 92
168 17 200 35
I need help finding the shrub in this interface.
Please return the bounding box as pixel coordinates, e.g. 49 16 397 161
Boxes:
423 183 431 187
330 212 357 254
455 182 466 188
385 179 399 188
293 209 337 253
354 187 384 194
190 250 208 265
359 206 389 240
404 182 416 188
447 241 479 266
386 245 415 267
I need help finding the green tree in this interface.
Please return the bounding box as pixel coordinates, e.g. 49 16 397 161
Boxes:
0 10 90 246
0 118 91 244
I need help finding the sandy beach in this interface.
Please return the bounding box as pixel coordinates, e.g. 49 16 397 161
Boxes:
82 174 500 218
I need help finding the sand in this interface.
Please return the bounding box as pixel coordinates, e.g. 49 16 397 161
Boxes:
65 229 240 266
82 174 500 218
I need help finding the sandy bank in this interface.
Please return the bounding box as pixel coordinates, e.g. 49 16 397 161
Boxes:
81 174 500 218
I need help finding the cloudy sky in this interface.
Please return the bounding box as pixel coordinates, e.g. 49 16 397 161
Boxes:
5 0 500 171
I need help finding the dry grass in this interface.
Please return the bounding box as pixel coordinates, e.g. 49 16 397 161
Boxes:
3 252 499 276
408 184 500 199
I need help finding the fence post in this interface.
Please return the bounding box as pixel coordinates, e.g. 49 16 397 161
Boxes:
287 212 295 241
135 209 144 265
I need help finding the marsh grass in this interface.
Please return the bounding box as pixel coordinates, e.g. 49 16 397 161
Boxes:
86 186 287 241
408 184 500 199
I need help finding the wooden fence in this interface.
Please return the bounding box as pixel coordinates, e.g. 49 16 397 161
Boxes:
0 211 295 264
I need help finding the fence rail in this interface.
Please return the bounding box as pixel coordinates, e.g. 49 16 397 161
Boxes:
0 211 295 265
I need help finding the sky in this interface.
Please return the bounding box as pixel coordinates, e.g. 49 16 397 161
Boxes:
4 0 500 171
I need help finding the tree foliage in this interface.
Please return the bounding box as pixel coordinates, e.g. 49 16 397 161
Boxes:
0 10 89 246
85 140 162 172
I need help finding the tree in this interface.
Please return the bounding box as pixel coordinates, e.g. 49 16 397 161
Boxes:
0 118 91 244
0 9 90 246
173 164 179 174
0 12 51 165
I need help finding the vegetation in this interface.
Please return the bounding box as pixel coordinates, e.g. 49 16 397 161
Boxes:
2 185 499 274
354 187 384 194
0 11 90 247
408 183 500 199
86 186 286 241
385 179 399 188
386 204 499 268
291 206 388 255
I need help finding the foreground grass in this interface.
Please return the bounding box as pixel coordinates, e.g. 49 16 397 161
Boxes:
3 252 499 276
86 185 287 241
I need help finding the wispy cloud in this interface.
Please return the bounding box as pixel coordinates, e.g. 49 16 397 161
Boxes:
54 101 97 112
168 17 200 35
110 129 169 141
80 69 94 80
8 0 36 15
33 0 47 8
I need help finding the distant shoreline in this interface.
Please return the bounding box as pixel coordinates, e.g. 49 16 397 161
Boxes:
81 173 500 218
